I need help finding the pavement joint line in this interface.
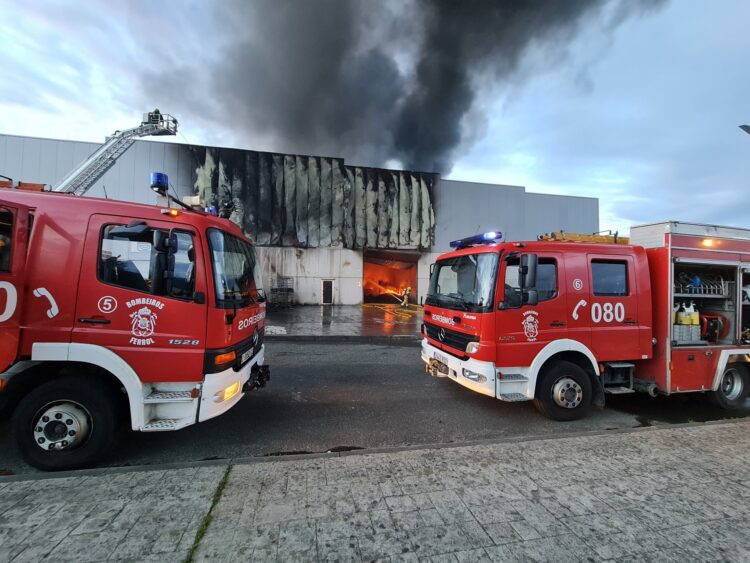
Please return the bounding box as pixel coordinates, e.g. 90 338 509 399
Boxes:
3 416 749 482
183 464 232 563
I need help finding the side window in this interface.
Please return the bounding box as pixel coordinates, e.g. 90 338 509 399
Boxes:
100 225 155 292
504 258 557 304
592 260 628 296
99 225 196 299
0 208 12 273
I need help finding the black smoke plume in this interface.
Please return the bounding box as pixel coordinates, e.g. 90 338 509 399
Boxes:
148 0 666 173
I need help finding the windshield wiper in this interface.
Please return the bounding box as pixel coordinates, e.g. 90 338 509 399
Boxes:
440 294 470 311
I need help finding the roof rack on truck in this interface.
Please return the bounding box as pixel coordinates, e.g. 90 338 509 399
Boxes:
538 230 629 244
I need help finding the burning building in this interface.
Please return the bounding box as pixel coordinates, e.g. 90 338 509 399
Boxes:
0 134 599 304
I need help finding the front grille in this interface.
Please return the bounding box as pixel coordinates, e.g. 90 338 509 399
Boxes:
424 321 477 354
241 327 265 366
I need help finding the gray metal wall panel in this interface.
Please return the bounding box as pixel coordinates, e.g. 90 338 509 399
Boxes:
3 138 23 183
0 135 7 174
433 179 599 252
20 137 42 181
523 192 599 238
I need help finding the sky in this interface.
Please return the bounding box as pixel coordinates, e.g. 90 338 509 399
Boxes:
1 0 749 235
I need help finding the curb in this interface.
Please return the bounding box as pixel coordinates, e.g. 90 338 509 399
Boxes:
265 334 421 346
4 417 749 482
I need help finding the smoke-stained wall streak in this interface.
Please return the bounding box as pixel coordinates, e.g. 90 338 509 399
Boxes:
191 145 436 250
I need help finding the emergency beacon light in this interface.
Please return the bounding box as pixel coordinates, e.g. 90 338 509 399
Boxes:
449 230 504 249
150 172 169 196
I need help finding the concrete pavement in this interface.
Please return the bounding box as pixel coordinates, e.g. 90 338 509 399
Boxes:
3 420 750 562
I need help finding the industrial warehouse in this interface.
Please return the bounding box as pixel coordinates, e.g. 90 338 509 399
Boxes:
0 132 598 304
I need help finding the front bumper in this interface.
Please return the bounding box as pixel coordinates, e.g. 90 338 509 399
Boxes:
199 345 266 422
421 339 496 397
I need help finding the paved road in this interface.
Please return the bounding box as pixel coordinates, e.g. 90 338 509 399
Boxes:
1 342 748 475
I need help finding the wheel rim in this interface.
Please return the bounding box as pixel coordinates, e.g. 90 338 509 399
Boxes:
720 368 744 401
32 401 91 452
552 377 583 409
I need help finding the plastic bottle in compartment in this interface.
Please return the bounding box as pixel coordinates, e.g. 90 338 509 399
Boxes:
688 301 700 325
676 302 689 325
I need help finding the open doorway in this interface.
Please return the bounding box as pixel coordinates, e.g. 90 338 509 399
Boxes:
363 249 418 304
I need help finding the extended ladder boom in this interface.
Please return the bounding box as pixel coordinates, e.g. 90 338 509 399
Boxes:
53 110 178 196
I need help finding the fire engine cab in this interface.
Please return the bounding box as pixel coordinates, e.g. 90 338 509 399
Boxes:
0 184 269 470
422 223 750 420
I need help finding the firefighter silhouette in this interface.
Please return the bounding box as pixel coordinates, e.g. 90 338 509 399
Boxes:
399 286 412 308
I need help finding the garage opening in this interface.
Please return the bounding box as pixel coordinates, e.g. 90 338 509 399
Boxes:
363 249 418 304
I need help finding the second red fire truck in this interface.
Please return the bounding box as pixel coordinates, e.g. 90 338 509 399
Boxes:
422 223 750 420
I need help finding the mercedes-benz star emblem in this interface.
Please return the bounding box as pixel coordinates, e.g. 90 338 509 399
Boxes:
438 328 446 342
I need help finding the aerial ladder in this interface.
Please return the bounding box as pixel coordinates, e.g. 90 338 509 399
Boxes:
52 109 178 196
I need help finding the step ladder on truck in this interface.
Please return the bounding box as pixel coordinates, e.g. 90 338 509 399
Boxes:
421 223 750 420
0 112 270 471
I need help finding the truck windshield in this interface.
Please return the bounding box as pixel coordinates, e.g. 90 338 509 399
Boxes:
426 253 498 312
207 229 263 307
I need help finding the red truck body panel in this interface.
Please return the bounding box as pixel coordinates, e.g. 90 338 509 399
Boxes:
0 190 265 381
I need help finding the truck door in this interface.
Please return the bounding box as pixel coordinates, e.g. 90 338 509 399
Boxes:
72 214 208 382
0 202 30 373
586 254 640 361
496 252 567 367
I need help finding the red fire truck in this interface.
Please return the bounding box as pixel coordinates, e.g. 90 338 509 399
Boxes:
422 223 750 420
0 185 269 470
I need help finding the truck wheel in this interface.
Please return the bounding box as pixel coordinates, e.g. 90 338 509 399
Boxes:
12 376 119 471
709 363 748 410
533 361 592 421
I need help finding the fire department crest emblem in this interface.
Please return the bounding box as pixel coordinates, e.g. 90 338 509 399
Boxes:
129 306 158 346
521 310 539 342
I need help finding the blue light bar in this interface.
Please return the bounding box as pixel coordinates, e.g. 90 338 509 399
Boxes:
449 230 504 249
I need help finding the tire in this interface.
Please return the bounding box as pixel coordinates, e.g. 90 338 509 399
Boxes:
12 375 120 471
709 363 748 410
533 360 593 421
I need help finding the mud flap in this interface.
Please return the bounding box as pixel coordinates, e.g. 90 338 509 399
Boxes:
592 375 606 409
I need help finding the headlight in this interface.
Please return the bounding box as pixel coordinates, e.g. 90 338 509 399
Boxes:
462 369 487 383
214 381 241 402
466 342 479 354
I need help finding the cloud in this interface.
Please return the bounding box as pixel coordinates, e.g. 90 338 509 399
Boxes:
450 0 750 233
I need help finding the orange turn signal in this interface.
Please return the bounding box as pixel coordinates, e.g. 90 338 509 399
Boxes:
161 208 180 217
214 351 236 366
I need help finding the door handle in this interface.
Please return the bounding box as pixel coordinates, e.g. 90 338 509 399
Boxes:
550 321 567 327
623 319 637 325
77 317 111 325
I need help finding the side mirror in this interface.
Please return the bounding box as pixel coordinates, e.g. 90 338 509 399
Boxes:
430 263 435 275
524 289 539 306
153 230 173 253
519 254 538 290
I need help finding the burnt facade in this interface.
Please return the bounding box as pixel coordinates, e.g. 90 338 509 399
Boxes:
191 147 436 251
